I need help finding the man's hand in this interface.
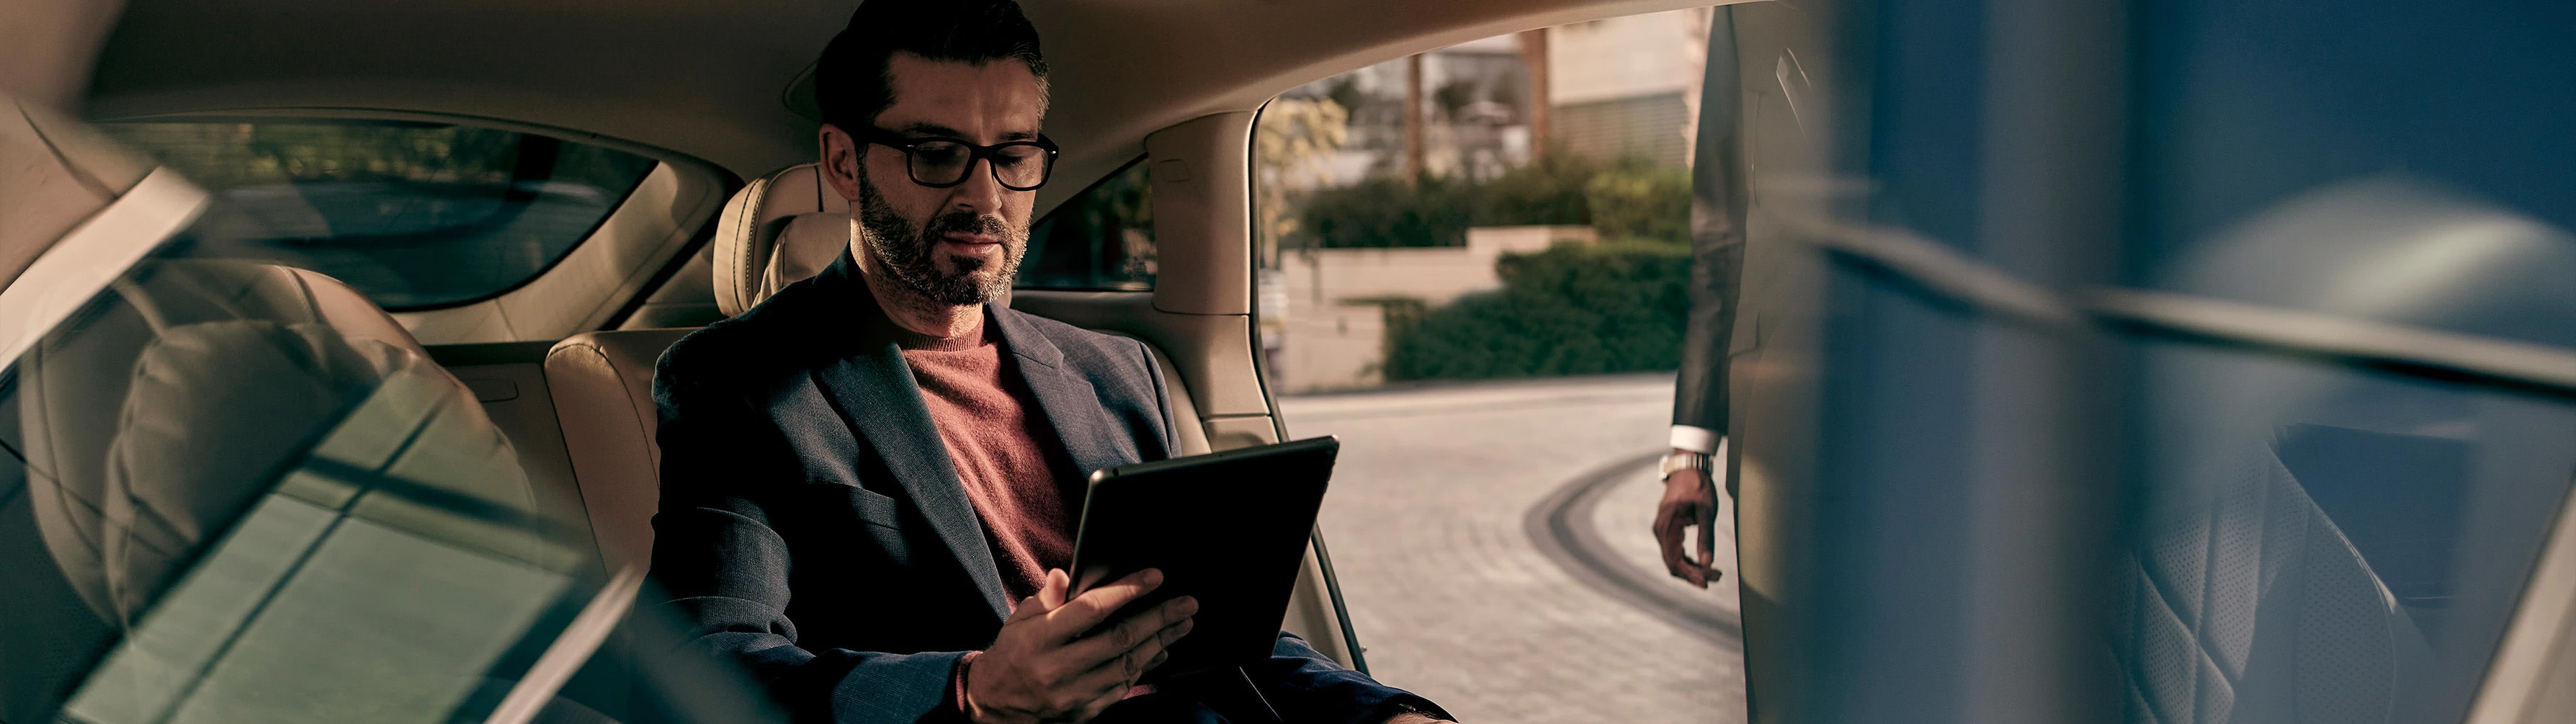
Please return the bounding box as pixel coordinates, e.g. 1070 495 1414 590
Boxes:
965 568 1197 724
1655 450 1724 589
1384 714 1455 723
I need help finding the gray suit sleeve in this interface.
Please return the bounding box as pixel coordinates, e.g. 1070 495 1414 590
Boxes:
1675 6 1748 438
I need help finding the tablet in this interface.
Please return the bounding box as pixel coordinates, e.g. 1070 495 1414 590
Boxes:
1066 436 1339 680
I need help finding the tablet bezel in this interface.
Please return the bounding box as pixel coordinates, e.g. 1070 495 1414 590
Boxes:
1065 435 1340 679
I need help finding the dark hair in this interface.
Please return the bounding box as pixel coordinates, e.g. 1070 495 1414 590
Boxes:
814 0 1050 133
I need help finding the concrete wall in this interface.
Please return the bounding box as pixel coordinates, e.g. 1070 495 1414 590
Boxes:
1266 225 1595 392
1545 8 1712 161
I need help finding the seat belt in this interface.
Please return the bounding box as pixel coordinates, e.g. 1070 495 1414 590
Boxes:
1229 667 1287 724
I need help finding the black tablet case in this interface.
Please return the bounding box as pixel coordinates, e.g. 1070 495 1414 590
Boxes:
1067 436 1339 680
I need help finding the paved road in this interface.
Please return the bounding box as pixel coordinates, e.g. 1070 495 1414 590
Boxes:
1280 375 1745 724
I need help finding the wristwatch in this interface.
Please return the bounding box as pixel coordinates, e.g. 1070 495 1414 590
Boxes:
1659 450 1709 481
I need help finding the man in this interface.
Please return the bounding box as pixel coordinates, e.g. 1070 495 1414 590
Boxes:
1654 6 1744 591
650 2 1453 723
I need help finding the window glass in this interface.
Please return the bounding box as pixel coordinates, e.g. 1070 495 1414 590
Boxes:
0 200 777 724
97 121 660 310
1019 158 1153 290
2101 3 2576 718
2129 0 2576 351
2116 335 2576 723
1253 9 1740 724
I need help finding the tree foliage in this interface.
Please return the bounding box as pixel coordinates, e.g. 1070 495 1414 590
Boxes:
1253 97 1351 264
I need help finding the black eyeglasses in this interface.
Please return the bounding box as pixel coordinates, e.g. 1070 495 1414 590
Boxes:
863 129 1060 191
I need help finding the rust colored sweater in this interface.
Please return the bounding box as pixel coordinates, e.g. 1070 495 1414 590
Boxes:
898 316 1077 605
903 315 1159 716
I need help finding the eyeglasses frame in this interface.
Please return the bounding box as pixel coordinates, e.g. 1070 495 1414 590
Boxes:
860 128 1061 192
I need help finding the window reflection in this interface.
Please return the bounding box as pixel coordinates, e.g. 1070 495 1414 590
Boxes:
1 238 777 723
97 121 660 310
1020 158 1154 290
2118 339 2576 723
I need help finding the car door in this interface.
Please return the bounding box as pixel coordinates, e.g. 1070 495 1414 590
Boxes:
1725 1 2576 723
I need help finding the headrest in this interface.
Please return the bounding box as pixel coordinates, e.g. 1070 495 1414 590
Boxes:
17 259 448 625
714 163 849 316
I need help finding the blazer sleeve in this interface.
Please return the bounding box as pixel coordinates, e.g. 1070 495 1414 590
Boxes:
1135 338 1181 459
1248 633 1452 724
1671 213 1743 437
649 354 967 724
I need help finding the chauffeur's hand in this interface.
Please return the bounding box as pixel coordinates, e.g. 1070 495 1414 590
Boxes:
1656 454 1724 589
965 568 1197 724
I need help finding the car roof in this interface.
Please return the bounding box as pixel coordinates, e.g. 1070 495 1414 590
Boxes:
84 0 1714 186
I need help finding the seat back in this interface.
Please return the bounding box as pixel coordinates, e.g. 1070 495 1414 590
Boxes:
2116 448 2433 724
17 260 437 619
539 161 845 573
7 257 568 721
544 328 693 572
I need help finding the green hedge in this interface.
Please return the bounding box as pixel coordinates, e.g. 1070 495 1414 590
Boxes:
1380 239 1691 381
1297 154 1689 249
1299 176 1476 248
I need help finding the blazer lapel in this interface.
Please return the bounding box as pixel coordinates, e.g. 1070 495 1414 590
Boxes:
805 257 1013 624
991 308 1132 483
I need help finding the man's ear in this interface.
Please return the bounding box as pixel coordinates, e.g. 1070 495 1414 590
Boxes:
818 123 864 203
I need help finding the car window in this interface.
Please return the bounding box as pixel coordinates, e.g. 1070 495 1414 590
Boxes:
1251 9 1740 724
2117 334 2576 723
95 120 660 310
0 191 776 724
1019 157 1153 290
2102 2 2576 720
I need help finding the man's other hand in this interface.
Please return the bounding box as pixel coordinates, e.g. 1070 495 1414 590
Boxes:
965 568 1197 724
1384 714 1456 723
1655 452 1724 589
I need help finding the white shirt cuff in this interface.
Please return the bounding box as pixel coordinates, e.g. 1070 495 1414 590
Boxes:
1668 425 1720 455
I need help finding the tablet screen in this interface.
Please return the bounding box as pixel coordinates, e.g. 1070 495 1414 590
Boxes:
1067 436 1338 679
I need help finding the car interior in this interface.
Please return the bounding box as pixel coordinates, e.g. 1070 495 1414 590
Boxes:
15 1 2576 723
37 0 1726 689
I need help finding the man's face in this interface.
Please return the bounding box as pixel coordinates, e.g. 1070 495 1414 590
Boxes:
823 53 1046 305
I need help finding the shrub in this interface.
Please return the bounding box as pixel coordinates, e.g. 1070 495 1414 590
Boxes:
1585 163 1691 242
1475 151 1599 227
1380 239 1691 381
1300 176 1475 248
1295 152 1690 249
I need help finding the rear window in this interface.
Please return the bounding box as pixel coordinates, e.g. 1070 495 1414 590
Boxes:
1019 158 1154 290
97 120 660 310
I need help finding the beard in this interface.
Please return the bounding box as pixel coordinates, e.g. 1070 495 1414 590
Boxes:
854 174 1028 305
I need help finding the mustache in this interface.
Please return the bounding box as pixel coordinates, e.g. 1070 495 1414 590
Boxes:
923 211 1009 241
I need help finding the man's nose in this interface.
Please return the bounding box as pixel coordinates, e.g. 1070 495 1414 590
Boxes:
949 157 1006 213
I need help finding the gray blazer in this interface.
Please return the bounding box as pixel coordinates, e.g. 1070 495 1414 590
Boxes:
649 253 1437 723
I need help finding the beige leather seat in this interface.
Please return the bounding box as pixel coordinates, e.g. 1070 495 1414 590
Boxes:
17 259 461 620
545 163 851 572
5 94 613 723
